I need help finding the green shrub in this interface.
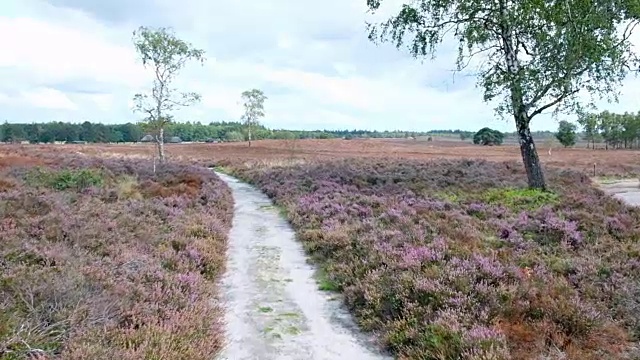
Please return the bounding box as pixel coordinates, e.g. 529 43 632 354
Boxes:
25 168 105 191
483 187 559 211
473 127 504 145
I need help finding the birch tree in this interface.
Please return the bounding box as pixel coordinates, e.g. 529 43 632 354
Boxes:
366 0 639 189
131 26 205 163
240 89 267 147
577 112 599 149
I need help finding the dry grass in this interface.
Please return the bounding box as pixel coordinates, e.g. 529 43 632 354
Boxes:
14 138 637 177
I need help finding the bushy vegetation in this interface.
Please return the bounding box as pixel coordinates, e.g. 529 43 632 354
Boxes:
0 152 233 359
556 121 578 148
24 168 105 191
230 158 640 359
473 127 504 146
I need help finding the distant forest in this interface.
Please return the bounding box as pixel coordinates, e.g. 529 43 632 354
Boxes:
0 120 556 144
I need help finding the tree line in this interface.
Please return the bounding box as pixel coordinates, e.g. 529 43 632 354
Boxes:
577 110 640 149
0 120 436 144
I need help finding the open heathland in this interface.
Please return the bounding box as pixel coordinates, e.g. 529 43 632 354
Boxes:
228 158 640 359
3 140 640 359
52 138 640 178
0 149 233 359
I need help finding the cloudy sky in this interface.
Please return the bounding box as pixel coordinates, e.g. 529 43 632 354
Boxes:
1 0 639 132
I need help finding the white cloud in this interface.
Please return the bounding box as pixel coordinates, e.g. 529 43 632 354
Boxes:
276 33 295 50
20 87 78 110
0 17 147 89
84 93 114 111
0 0 638 132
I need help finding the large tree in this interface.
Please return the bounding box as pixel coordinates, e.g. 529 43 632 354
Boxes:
131 26 205 163
366 0 639 189
473 127 504 145
240 89 267 147
555 120 577 147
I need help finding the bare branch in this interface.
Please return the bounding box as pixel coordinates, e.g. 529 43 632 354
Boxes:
529 89 579 118
525 63 591 112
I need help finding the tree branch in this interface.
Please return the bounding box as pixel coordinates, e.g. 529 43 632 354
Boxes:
529 89 579 119
456 45 502 71
525 61 591 112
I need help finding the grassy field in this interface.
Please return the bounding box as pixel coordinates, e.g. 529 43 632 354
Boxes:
29 137 640 177
2 139 640 359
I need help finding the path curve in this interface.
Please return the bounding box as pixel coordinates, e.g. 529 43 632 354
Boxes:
214 172 390 360
596 178 640 207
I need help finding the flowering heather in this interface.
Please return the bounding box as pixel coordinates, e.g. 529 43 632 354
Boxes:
230 158 640 359
1 151 233 359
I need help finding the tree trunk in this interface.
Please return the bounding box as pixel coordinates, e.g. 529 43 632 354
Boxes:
157 127 166 163
247 125 252 147
499 0 546 190
516 114 546 189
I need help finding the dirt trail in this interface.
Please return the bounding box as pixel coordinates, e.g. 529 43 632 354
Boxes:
214 172 390 360
596 178 640 207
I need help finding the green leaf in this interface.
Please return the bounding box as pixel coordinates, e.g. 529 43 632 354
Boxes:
366 0 639 120
131 26 205 134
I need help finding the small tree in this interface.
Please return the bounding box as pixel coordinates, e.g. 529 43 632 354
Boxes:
281 131 299 160
473 127 504 145
240 89 267 147
366 0 639 189
555 120 577 147
577 112 599 149
225 131 244 142
131 26 205 163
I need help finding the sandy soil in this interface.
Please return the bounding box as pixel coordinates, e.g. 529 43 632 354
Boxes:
214 172 390 360
597 178 640 207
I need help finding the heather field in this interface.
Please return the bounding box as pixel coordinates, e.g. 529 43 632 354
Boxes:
68 138 640 178
2 141 640 359
228 158 640 359
0 150 233 359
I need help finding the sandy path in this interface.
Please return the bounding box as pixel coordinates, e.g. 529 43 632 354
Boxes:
597 178 640 207
214 172 390 360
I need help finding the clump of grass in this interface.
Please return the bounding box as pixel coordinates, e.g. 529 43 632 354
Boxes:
314 268 340 292
25 167 105 191
285 326 300 335
278 312 300 318
483 187 559 211
114 175 142 200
